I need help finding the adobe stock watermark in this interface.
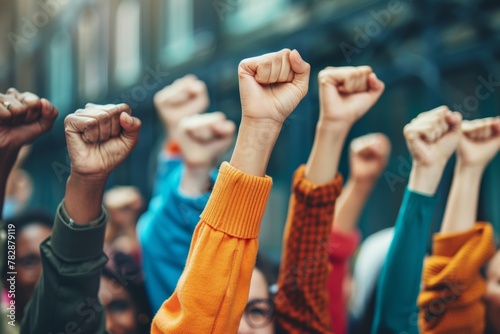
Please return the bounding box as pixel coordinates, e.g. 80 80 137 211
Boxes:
110 65 170 108
7 0 69 53
384 155 412 192
453 74 500 118
212 0 243 21
340 0 410 64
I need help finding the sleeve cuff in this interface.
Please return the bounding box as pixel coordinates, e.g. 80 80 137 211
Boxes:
292 165 343 207
433 222 493 257
51 201 108 262
200 162 273 239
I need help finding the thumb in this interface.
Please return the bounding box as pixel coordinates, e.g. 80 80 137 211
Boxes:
119 112 141 146
367 73 385 99
289 49 311 95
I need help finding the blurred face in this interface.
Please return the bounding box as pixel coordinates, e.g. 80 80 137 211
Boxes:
99 277 137 334
238 269 275 334
16 224 51 310
485 250 500 332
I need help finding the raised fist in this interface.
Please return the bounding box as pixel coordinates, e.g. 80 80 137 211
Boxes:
350 133 391 182
0 88 58 151
318 66 384 127
458 117 500 168
404 106 462 168
64 104 141 178
238 49 311 126
178 112 236 168
154 75 209 137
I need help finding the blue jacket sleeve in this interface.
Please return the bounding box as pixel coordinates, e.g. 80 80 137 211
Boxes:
371 188 438 334
137 163 216 312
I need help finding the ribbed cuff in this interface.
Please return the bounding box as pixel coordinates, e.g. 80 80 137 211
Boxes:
200 162 272 239
51 202 107 262
292 165 343 207
433 222 492 257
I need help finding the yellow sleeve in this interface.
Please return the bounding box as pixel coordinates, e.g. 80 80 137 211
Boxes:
418 223 495 334
151 162 273 334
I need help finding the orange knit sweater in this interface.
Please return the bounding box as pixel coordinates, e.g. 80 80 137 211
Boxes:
417 223 495 334
151 162 272 333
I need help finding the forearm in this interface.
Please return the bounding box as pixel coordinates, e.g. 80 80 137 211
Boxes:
180 165 213 196
440 164 484 234
152 162 272 333
372 189 437 334
65 173 107 225
22 203 108 333
334 178 374 233
275 166 343 334
230 119 281 177
408 163 445 196
305 122 348 185
0 149 19 218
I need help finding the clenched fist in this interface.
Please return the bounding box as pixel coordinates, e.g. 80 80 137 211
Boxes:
404 106 462 168
238 48 310 126
318 66 384 127
0 88 58 151
178 112 235 168
64 104 141 178
154 75 209 139
458 117 500 168
350 133 391 182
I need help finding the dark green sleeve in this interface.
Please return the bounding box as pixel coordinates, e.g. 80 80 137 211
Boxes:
371 189 438 334
21 202 108 334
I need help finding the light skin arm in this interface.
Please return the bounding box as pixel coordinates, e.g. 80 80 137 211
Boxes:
440 117 500 233
334 133 390 233
178 112 235 196
305 66 385 184
405 106 463 196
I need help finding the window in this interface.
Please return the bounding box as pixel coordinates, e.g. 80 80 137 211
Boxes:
224 0 288 35
114 0 141 86
49 31 73 112
78 7 108 100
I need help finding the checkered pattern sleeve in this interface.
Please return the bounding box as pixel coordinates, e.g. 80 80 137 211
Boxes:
275 165 343 334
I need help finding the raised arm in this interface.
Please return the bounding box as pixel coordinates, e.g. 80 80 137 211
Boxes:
0 89 57 332
275 66 385 334
151 48 311 333
418 117 500 334
22 104 141 333
329 133 390 334
372 106 462 334
138 111 235 312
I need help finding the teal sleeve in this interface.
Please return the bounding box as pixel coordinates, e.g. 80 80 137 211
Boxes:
21 202 108 334
371 188 438 334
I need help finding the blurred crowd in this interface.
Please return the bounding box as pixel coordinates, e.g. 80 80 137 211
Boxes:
1 49 499 334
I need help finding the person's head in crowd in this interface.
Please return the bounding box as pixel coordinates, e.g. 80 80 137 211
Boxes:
238 254 278 334
2 209 53 320
103 186 144 257
99 250 152 334
485 246 500 333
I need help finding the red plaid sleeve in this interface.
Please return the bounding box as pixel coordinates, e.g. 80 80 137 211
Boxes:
275 165 343 334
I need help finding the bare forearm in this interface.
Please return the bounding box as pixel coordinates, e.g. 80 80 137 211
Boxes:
230 119 281 177
65 173 107 225
334 178 374 233
0 149 19 218
440 164 483 234
180 165 213 196
305 122 349 185
408 163 445 196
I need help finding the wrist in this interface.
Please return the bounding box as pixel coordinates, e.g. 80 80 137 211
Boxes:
316 119 351 137
454 162 485 179
408 163 445 196
65 172 108 225
68 171 109 187
180 165 213 196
